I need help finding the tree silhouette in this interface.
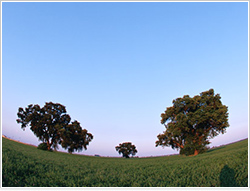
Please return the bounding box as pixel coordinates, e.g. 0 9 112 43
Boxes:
115 142 137 158
59 121 93 154
17 102 93 153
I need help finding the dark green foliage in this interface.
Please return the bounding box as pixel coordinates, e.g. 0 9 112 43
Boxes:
59 121 93 154
16 102 93 153
37 143 50 151
180 141 209 156
2 137 247 187
115 142 137 158
156 89 229 156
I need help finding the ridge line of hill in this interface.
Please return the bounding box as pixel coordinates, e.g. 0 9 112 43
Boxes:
2 134 248 158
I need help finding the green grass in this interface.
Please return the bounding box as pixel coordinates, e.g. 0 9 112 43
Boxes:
2 137 248 187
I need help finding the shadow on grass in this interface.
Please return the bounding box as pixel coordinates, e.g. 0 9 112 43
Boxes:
220 165 239 187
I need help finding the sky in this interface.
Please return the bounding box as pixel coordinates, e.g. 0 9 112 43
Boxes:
2 2 248 157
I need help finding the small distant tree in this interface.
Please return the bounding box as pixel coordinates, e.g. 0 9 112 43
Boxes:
115 142 137 158
156 89 229 156
17 102 93 153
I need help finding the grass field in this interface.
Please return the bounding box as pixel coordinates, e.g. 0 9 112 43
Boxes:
2 137 248 187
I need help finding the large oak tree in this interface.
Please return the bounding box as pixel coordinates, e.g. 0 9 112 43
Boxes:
17 102 93 153
156 89 229 156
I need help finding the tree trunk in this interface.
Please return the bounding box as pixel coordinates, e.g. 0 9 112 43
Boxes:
47 140 51 151
193 149 199 156
123 154 129 158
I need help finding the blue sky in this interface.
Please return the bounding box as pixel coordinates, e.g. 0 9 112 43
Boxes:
2 2 248 157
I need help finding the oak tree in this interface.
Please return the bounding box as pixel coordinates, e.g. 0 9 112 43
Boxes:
115 142 137 158
156 89 229 156
17 102 93 153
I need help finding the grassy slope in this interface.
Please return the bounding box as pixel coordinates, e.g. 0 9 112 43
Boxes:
2 137 248 187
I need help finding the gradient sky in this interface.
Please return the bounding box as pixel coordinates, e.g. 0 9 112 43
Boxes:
2 2 248 157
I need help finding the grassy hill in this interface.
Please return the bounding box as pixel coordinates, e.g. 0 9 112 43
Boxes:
2 137 248 187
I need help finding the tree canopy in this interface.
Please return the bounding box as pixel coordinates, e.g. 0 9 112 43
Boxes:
17 102 93 153
59 121 93 154
156 89 229 156
115 142 138 158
